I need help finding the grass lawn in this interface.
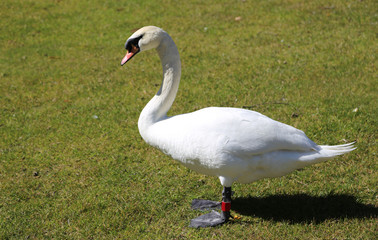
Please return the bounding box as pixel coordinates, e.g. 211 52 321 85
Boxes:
1 0 377 239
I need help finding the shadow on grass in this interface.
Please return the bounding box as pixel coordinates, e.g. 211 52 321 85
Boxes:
232 194 378 224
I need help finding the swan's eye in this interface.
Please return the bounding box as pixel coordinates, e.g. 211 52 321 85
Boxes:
126 42 137 52
125 35 143 52
131 44 138 52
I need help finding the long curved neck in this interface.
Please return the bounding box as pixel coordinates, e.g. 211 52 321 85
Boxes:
138 33 181 136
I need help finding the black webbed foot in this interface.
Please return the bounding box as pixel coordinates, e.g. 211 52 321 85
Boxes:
191 199 221 211
189 210 227 228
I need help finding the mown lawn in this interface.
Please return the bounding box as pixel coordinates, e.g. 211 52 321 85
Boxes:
0 0 376 239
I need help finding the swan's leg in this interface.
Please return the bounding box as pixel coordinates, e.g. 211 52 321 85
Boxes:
189 186 232 228
221 186 232 221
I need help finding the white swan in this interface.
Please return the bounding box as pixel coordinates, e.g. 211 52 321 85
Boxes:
121 26 355 227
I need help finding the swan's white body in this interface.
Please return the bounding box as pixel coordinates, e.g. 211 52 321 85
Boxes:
123 26 355 188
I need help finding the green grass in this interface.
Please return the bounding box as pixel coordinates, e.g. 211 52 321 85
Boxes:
1 0 377 238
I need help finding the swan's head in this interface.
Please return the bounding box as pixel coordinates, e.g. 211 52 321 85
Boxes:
121 26 166 66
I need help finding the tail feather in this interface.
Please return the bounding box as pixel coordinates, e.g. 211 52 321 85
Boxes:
298 142 356 164
319 142 356 157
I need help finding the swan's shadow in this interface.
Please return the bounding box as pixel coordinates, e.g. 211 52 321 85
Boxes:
232 194 377 224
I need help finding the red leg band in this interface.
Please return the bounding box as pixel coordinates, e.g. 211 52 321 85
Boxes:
221 201 231 212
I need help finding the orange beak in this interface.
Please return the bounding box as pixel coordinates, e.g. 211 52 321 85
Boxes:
121 44 139 66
